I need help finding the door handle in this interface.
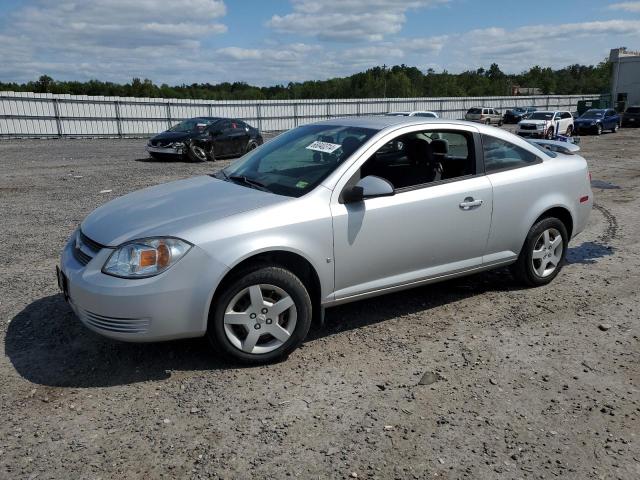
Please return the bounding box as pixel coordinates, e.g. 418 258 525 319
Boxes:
459 197 483 210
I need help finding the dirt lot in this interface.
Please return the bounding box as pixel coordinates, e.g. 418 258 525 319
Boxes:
1 127 639 480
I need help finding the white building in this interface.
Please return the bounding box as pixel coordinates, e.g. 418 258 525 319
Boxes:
610 48 640 107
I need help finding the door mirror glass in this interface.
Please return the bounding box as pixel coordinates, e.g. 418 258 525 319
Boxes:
344 175 394 203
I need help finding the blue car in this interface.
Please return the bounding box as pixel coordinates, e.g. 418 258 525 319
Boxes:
574 109 620 135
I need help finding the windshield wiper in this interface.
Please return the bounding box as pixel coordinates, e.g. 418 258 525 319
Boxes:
229 175 271 192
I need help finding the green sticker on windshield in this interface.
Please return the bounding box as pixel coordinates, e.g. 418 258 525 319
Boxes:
296 180 309 189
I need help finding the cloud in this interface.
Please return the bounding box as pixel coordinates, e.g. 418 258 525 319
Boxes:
267 0 449 41
609 2 640 12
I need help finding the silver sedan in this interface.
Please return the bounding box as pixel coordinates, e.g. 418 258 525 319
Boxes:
58 117 593 364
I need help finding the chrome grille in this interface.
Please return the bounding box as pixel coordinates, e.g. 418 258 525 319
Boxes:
83 310 150 334
520 124 537 130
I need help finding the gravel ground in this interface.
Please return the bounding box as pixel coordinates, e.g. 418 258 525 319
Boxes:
1 127 639 480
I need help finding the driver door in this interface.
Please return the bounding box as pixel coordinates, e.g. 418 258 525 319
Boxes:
330 127 492 301
210 120 234 157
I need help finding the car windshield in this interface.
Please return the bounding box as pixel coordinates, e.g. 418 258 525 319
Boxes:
217 124 376 198
529 112 554 120
627 107 640 113
581 110 604 119
511 108 525 113
467 108 482 114
386 112 409 116
168 119 215 132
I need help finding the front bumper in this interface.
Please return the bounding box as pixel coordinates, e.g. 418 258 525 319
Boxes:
516 130 544 138
146 144 184 156
622 118 638 126
59 235 228 342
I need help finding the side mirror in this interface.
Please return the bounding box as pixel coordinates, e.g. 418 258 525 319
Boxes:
343 175 394 203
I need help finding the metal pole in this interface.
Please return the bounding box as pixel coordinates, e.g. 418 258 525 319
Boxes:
256 103 262 131
52 99 63 138
294 103 299 127
166 102 172 130
114 101 122 138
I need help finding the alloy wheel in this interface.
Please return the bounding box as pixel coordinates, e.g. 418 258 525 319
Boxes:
191 144 208 161
531 228 563 278
223 284 297 354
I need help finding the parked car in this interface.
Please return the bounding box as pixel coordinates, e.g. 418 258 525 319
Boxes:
465 107 503 125
574 109 620 135
503 106 537 124
516 110 574 138
146 117 263 162
621 105 640 127
386 111 439 118
58 117 592 364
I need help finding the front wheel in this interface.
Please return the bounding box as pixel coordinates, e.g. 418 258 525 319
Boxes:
596 124 603 136
545 128 554 139
187 142 210 162
510 217 568 287
565 125 573 136
207 267 312 364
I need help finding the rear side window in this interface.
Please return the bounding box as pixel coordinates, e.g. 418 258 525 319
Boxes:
468 108 481 114
482 135 540 173
562 112 572 119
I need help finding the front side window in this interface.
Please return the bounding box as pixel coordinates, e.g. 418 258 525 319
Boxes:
219 124 376 198
482 135 540 173
357 130 475 191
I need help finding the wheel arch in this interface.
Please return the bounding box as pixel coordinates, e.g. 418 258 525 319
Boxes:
207 249 323 329
532 205 574 239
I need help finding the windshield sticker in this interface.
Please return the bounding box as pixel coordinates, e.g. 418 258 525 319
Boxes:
296 180 309 189
306 140 341 154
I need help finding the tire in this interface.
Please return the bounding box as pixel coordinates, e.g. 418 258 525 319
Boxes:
510 217 568 287
611 123 619 133
245 141 258 155
207 266 312 365
498 120 503 127
565 125 573 136
545 128 554 139
485 119 491 125
187 142 210 162
596 124 602 136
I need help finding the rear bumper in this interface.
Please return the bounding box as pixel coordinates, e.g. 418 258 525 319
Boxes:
59 236 228 342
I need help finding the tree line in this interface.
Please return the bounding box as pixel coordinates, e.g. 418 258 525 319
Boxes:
0 62 611 100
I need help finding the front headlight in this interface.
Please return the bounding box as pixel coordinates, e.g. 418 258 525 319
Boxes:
102 237 192 278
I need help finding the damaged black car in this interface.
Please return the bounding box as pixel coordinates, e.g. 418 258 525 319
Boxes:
146 117 263 162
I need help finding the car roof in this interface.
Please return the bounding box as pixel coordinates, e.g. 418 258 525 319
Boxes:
309 115 483 131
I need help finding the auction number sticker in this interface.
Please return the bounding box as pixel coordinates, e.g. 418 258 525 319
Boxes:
306 140 341 154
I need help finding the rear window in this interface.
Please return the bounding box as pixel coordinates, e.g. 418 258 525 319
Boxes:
467 108 482 114
627 107 640 113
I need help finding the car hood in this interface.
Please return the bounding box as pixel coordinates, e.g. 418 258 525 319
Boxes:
519 119 549 126
575 118 599 123
150 131 192 142
81 176 288 247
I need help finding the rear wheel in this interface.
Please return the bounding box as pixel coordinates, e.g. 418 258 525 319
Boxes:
485 119 491 125
611 123 619 133
245 141 258 155
511 217 568 287
207 267 312 364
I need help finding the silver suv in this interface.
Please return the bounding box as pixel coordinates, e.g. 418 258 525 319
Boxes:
465 107 503 126
58 117 592 364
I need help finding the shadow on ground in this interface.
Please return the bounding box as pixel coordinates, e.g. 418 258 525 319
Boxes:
6 268 519 389
566 241 615 265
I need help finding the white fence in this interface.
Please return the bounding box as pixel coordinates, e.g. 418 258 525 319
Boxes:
0 91 599 138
